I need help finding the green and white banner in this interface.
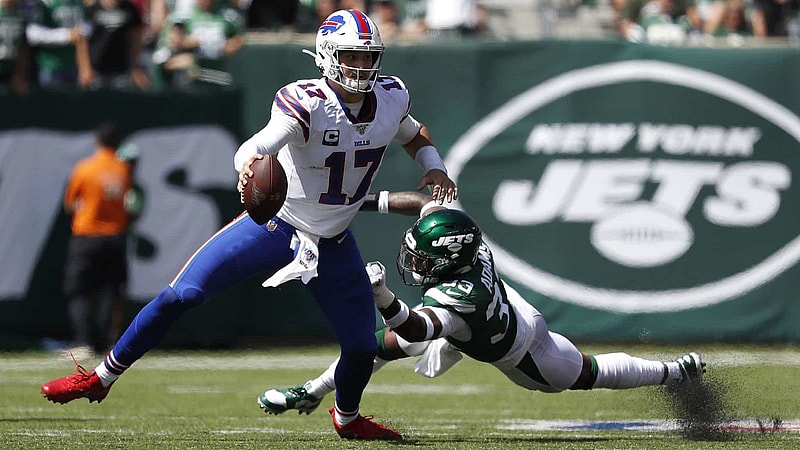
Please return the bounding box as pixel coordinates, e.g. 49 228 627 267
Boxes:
412 49 800 342
3 42 800 346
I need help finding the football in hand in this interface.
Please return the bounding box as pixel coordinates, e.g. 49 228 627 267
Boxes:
242 154 288 225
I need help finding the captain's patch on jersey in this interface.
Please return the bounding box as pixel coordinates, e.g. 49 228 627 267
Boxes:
322 129 339 146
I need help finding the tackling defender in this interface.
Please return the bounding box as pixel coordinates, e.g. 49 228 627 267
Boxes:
40 9 458 441
258 193 705 416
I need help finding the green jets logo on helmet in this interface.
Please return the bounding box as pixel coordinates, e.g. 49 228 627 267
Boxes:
397 209 482 286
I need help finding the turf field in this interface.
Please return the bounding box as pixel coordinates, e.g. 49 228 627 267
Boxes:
2 344 799 449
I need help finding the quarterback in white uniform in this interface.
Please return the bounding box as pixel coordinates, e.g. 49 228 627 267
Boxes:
236 73 427 237
41 9 457 442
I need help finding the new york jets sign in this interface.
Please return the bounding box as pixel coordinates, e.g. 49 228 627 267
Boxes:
446 60 800 313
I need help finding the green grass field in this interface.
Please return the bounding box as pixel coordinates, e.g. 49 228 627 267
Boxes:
2 344 799 449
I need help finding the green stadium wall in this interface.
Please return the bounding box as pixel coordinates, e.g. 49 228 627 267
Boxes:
1 40 799 349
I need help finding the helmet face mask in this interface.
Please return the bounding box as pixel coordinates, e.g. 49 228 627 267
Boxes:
314 9 384 93
396 210 482 286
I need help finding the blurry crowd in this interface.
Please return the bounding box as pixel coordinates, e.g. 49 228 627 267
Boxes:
612 0 800 44
246 1 492 40
2 0 798 96
0 0 248 95
0 0 493 95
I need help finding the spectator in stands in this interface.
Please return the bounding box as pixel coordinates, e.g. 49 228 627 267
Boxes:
618 0 701 43
145 0 168 47
294 0 338 33
0 0 30 95
371 0 401 41
397 0 427 38
151 0 245 89
63 122 132 355
151 20 194 88
423 0 489 38
702 0 752 37
126 0 168 79
750 0 799 37
26 0 93 88
245 0 298 30
342 0 367 9
86 0 150 90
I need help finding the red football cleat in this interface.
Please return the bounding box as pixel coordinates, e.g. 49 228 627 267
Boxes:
329 407 402 441
41 358 113 404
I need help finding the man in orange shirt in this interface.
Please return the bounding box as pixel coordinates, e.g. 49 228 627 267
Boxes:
62 122 132 355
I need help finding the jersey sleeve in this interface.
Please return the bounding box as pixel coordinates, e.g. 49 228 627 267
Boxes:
26 1 72 45
395 114 421 145
272 82 313 142
422 283 478 314
233 112 301 172
221 6 245 37
426 306 470 338
421 284 474 340
377 75 411 111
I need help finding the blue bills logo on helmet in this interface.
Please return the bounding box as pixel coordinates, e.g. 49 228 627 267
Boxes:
320 15 346 35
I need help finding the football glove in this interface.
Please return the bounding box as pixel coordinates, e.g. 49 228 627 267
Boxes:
366 261 395 308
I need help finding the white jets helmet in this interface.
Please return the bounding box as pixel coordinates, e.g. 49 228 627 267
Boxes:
308 9 384 93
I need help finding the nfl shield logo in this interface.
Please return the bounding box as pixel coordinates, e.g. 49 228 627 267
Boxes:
353 123 369 135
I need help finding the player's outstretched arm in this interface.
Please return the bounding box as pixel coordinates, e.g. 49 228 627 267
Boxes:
367 262 443 342
360 190 430 216
361 190 447 217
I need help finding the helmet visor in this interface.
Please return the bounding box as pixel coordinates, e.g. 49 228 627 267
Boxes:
396 241 437 286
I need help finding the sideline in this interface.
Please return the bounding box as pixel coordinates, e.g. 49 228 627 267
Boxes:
3 348 800 371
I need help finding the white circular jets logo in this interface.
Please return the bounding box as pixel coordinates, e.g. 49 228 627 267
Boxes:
446 60 800 313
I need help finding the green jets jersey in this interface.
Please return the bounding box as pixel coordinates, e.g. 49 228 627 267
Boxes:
0 3 26 77
28 0 85 71
166 6 243 63
420 242 518 363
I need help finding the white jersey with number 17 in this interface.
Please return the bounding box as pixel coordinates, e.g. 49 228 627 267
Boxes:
267 76 414 238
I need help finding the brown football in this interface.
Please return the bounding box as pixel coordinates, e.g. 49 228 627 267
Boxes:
243 154 288 225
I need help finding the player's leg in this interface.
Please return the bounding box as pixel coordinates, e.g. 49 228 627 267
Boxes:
308 231 376 416
506 315 703 392
92 235 126 353
41 214 294 404
63 235 96 351
104 215 294 375
590 351 705 387
105 233 129 350
306 231 400 440
257 327 428 415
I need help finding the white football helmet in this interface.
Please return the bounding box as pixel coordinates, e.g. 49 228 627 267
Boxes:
308 9 384 93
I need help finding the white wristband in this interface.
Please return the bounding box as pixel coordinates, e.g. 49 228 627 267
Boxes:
415 145 447 175
420 200 440 217
377 190 389 214
421 311 435 340
384 300 410 328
